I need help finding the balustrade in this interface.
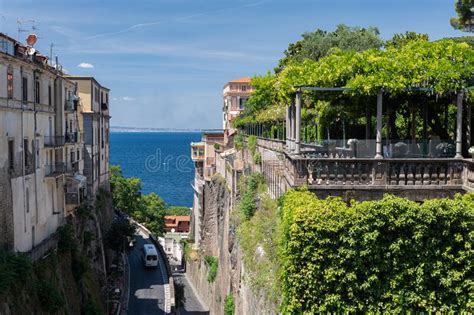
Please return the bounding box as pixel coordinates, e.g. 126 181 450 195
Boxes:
301 158 466 187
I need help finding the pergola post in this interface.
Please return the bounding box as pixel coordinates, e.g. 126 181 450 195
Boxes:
295 91 302 154
375 90 383 159
455 91 464 159
467 96 471 150
288 102 294 152
285 106 291 149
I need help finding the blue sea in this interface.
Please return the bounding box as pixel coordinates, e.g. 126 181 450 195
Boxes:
110 131 201 207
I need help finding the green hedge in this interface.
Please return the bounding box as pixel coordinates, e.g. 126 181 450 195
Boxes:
280 190 474 313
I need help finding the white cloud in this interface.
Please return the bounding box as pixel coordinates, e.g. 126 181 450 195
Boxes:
122 96 134 101
77 62 94 68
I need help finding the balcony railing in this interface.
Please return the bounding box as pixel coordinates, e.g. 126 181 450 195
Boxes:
64 99 77 112
45 163 74 177
286 157 471 190
66 191 84 205
44 136 65 147
65 132 79 143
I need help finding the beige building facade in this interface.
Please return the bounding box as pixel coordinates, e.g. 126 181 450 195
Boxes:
0 33 85 252
67 76 111 197
222 77 254 130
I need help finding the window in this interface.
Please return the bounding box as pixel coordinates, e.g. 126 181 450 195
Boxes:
26 188 29 213
70 150 74 163
106 93 108 104
241 85 247 92
35 79 40 103
22 77 28 102
48 85 52 106
35 139 39 169
24 138 29 167
8 140 14 170
0 38 14 55
7 67 13 99
77 149 80 160
239 98 247 109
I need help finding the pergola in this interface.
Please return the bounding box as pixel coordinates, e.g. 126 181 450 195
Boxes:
285 86 469 158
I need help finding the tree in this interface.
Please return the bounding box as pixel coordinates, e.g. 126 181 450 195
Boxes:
166 206 191 216
451 0 474 32
138 193 166 236
110 165 142 214
275 24 383 73
385 31 429 49
105 220 136 252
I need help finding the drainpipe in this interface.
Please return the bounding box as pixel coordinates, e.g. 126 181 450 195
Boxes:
33 69 39 227
21 66 26 236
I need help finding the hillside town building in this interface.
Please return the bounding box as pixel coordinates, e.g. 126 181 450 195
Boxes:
0 33 110 253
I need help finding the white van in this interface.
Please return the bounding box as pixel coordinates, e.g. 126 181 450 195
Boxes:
142 244 159 268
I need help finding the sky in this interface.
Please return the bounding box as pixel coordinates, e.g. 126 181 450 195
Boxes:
0 0 466 129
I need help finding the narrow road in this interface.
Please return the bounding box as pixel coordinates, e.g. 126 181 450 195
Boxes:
173 271 209 315
127 232 168 315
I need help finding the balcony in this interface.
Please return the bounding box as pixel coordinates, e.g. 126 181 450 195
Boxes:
65 132 79 144
66 191 85 205
44 136 65 147
191 142 205 162
45 163 74 177
64 98 78 112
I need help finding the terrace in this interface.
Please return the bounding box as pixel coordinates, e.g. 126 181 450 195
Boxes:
241 86 474 199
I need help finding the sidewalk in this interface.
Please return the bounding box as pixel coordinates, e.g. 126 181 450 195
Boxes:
172 270 209 315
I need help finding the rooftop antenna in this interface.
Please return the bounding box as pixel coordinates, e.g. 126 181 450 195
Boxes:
49 43 62 66
16 19 36 41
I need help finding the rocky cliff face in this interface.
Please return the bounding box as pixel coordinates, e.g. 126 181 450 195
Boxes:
0 190 113 315
187 175 278 315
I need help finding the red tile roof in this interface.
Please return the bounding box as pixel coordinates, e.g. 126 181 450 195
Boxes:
228 77 252 83
164 216 191 233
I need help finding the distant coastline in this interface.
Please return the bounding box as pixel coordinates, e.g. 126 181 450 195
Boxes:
111 126 202 133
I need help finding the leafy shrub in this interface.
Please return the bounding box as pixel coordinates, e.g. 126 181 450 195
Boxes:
279 190 474 313
58 223 76 253
204 256 218 283
247 135 258 155
239 191 256 220
35 279 65 313
238 191 281 304
234 133 245 151
83 300 102 315
253 151 262 165
224 294 235 315
0 251 32 296
72 255 88 282
76 202 93 219
238 173 265 220
95 188 110 213
105 220 136 252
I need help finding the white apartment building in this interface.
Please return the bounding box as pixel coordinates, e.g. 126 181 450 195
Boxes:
67 76 111 197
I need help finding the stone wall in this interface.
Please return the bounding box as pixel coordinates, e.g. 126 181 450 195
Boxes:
186 175 278 315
